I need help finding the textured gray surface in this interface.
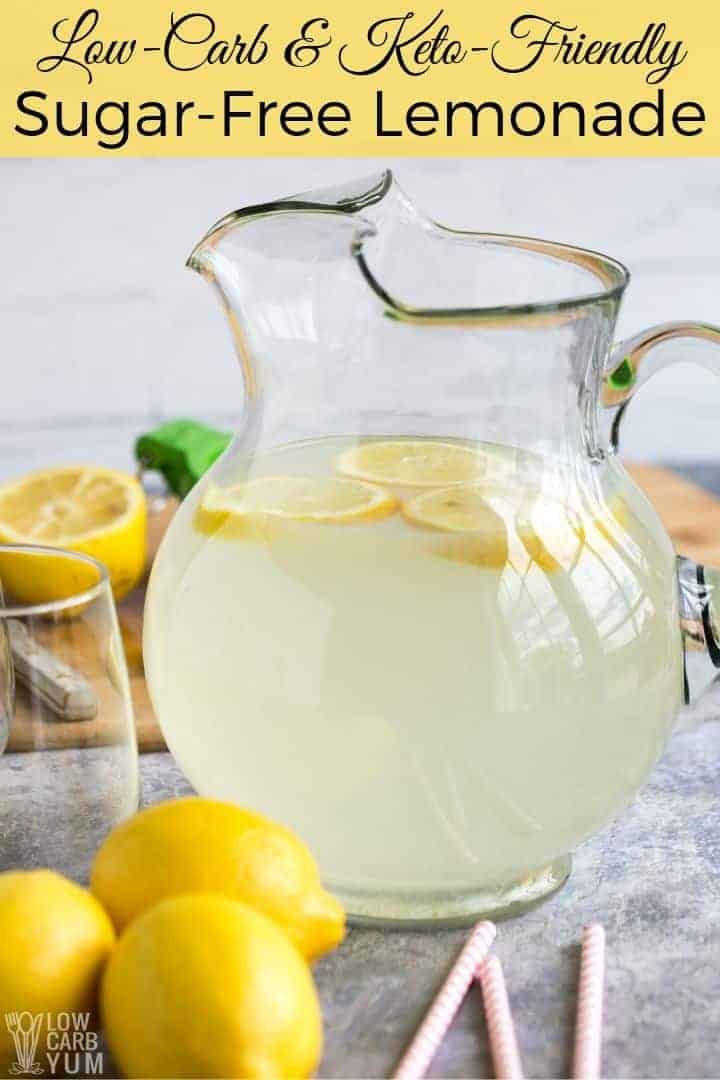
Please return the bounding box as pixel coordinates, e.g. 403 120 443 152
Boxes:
138 695 720 1080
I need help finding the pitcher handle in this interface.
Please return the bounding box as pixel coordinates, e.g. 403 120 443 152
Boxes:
601 321 720 703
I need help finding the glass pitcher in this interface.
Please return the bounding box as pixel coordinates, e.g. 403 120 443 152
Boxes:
144 170 720 925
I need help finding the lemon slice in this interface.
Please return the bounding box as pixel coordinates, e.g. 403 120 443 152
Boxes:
403 485 509 568
516 499 585 572
404 484 585 572
198 475 397 531
0 467 147 603
336 439 487 488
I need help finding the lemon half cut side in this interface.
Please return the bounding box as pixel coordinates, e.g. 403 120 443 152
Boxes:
0 466 147 603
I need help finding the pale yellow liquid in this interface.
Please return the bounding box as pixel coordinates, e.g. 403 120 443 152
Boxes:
145 437 682 916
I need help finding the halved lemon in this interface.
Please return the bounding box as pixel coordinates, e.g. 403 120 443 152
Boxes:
335 439 487 489
0 467 147 603
197 475 397 535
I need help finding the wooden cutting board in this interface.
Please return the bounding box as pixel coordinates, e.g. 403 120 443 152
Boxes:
7 465 720 754
623 464 720 568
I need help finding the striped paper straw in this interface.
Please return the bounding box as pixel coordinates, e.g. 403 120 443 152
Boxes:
393 920 496 1080
572 923 606 1080
478 954 524 1080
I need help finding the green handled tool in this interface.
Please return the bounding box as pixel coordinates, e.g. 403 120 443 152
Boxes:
135 420 232 498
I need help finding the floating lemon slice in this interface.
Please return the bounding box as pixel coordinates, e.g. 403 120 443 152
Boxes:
515 499 585 572
403 485 502 532
403 485 510 568
198 475 397 533
404 484 586 572
335 439 487 488
0 466 146 603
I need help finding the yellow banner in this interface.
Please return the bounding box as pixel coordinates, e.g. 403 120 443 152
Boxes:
0 0 717 155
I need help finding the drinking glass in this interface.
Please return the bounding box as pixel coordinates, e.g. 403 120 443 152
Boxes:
0 544 139 880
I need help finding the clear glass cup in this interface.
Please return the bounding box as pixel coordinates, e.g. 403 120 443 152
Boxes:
0 544 139 880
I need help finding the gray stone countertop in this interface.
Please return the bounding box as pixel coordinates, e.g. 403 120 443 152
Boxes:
140 699 720 1080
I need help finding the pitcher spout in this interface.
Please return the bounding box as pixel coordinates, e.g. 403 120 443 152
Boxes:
185 168 631 458
185 168 396 276
183 171 404 450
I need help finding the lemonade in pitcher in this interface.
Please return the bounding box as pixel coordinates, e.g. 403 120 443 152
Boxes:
145 435 680 920
144 169 720 922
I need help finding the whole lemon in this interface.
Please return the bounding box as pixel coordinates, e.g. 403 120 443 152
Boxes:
91 797 344 961
0 870 115 1072
102 893 322 1079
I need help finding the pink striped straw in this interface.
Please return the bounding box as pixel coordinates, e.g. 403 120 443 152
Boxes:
572 924 606 1080
393 920 497 1080
478 954 524 1080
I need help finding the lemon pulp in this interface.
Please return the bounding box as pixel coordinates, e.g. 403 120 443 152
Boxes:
0 466 146 601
